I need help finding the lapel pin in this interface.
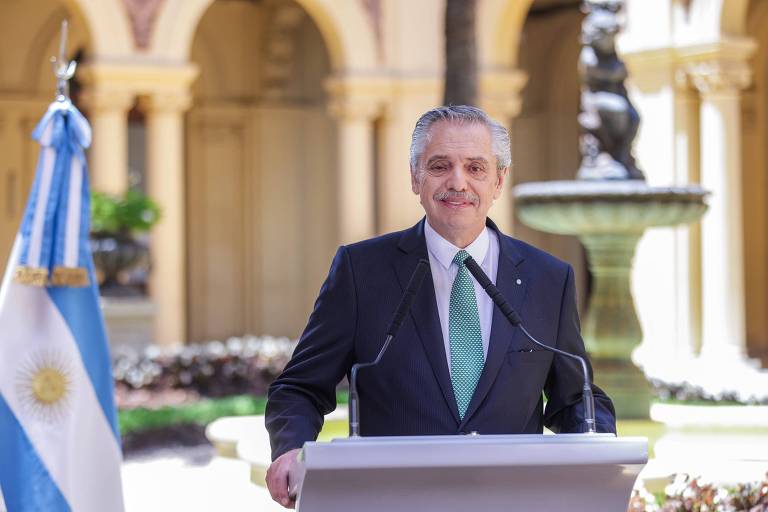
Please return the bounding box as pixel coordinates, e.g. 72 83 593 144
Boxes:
516 279 522 285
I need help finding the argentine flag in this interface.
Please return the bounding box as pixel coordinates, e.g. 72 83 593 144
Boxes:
0 100 124 511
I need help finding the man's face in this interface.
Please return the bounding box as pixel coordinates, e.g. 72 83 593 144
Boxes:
411 120 506 242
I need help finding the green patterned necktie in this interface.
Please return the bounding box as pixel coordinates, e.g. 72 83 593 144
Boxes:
450 249 485 420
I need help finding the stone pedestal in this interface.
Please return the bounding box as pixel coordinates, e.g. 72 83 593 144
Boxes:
580 232 650 420
591 358 651 420
101 296 156 352
580 233 642 359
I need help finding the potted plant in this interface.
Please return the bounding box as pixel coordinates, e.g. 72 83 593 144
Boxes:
90 189 161 296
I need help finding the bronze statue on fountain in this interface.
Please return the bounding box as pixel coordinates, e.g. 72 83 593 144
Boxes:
577 0 644 181
513 0 708 418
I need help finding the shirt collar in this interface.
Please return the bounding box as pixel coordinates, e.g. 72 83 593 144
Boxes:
424 218 490 270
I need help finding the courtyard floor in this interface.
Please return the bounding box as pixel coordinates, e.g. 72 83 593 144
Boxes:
122 446 283 512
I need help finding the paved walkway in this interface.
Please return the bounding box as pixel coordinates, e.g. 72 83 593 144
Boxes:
122 446 283 512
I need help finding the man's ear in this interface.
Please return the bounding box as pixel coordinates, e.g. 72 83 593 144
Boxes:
493 167 508 200
411 169 421 194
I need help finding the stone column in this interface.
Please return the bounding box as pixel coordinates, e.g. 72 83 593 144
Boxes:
480 69 527 234
140 92 192 346
326 78 384 244
673 71 702 362
688 52 754 366
376 79 441 233
80 89 133 195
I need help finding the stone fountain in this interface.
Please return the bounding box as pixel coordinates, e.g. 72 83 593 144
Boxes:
514 0 708 419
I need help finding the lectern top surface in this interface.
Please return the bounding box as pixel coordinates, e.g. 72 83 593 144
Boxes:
331 433 621 445
301 434 648 470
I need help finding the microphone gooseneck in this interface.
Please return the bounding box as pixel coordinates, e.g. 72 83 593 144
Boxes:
463 256 597 434
348 259 430 437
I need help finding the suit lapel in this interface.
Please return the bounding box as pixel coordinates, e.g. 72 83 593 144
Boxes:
459 221 528 428
396 220 461 424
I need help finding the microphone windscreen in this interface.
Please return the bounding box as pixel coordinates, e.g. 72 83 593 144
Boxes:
464 256 492 288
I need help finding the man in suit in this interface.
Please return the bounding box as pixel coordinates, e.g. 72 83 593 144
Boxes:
265 105 616 508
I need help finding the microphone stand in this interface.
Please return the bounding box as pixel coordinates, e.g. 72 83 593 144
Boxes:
348 259 430 438
349 334 393 437
464 256 596 434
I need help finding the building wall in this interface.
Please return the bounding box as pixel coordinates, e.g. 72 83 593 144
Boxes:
185 1 338 341
0 0 764 371
742 0 768 364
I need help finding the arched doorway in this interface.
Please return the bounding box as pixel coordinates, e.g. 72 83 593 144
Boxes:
186 0 338 342
511 0 588 311
0 0 91 271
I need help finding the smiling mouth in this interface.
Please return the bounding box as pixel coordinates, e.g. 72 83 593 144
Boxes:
439 199 473 209
434 191 478 208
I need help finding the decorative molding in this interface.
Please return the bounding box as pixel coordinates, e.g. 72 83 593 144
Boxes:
78 89 135 112
619 38 757 95
674 38 757 64
324 76 390 120
261 1 308 99
78 63 199 97
479 69 528 120
360 0 384 62
122 0 166 51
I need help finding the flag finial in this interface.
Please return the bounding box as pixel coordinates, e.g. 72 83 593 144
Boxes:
51 20 76 103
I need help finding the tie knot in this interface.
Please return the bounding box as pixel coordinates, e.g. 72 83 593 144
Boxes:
453 250 471 267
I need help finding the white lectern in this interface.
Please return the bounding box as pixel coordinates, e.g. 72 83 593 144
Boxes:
290 434 647 512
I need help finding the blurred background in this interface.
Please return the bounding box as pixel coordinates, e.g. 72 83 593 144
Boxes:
0 0 766 510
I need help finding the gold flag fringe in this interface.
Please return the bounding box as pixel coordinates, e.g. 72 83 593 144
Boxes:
51 266 89 287
13 266 49 286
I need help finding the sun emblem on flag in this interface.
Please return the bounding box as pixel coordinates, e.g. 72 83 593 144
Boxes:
16 350 75 423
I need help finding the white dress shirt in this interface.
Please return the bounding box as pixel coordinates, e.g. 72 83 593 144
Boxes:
424 219 499 372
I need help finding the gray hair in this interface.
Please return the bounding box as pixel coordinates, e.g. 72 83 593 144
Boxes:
409 105 512 176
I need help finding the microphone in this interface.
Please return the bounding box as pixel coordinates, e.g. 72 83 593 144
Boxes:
463 256 597 434
348 259 430 437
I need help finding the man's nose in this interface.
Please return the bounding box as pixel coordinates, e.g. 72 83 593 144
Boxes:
445 164 468 190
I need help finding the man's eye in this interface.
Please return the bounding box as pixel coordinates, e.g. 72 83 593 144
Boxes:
429 165 448 173
469 166 486 174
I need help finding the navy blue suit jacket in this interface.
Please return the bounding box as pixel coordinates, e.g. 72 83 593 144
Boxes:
266 218 616 460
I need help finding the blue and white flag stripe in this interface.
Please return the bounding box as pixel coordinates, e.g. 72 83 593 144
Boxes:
16 101 92 285
0 479 7 512
62 155 85 268
0 98 123 511
0 394 71 511
0 239 124 511
21 144 57 269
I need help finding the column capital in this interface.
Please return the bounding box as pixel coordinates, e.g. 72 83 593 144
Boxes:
686 60 752 96
479 68 528 121
676 38 756 96
79 88 135 112
138 92 193 114
324 75 390 121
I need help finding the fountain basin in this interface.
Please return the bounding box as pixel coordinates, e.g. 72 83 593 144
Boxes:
513 180 708 418
514 181 708 235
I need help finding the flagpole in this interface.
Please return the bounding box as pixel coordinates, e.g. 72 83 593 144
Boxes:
51 20 75 103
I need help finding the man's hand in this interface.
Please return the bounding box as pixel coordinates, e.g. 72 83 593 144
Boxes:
266 448 301 509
